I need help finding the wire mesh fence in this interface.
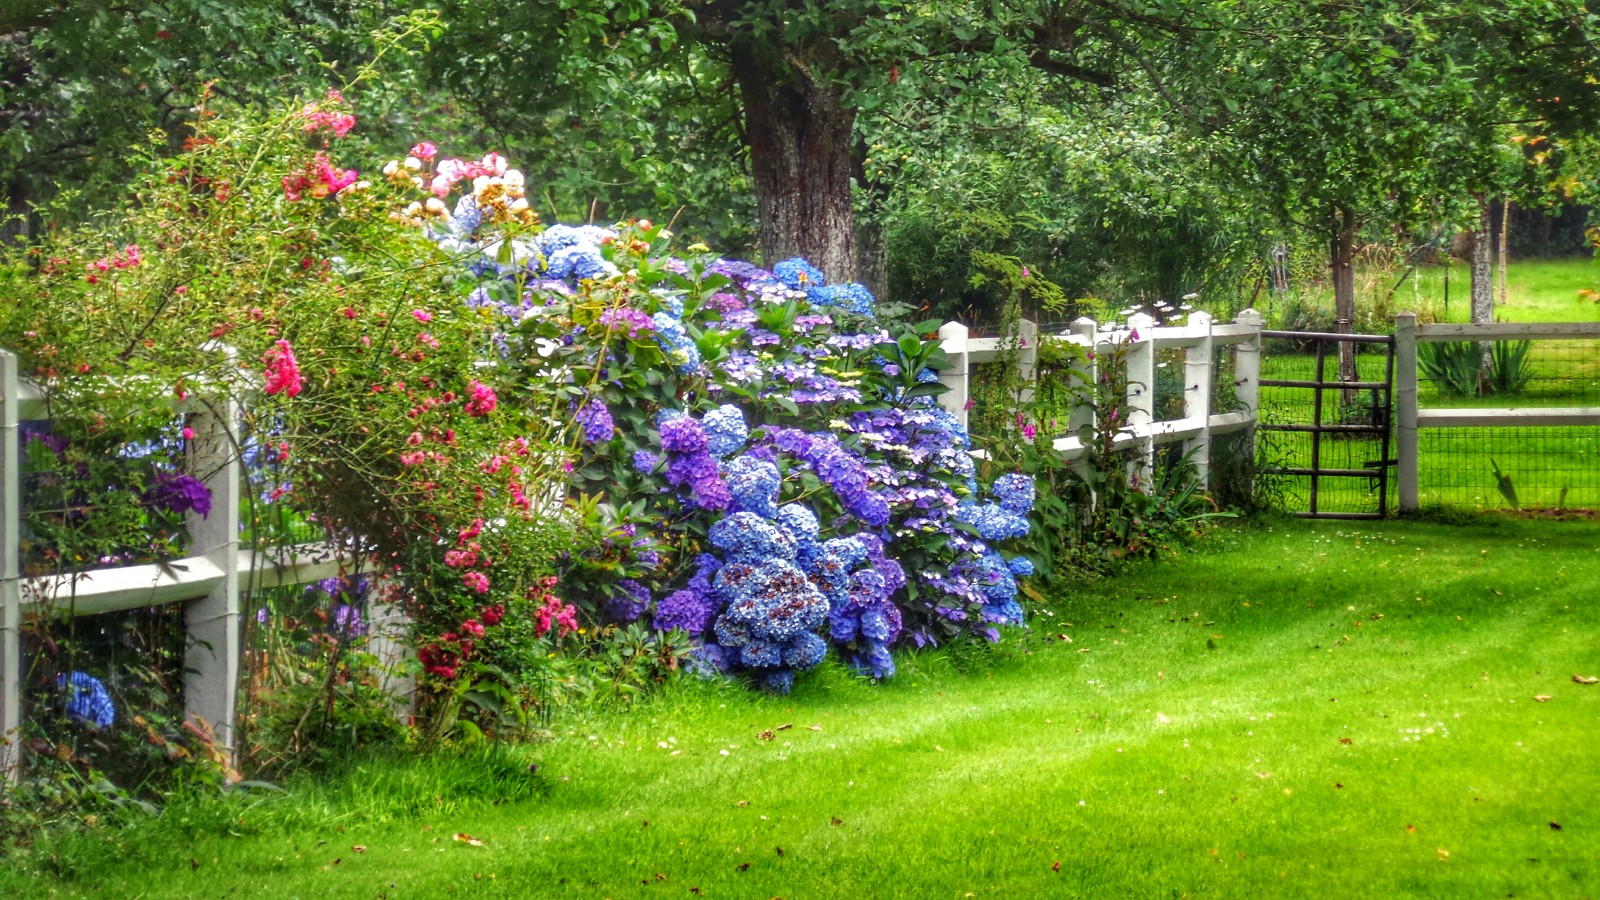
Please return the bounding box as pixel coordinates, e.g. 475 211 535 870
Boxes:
1261 333 1600 512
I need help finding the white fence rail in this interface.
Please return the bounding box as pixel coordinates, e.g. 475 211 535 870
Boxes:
936 310 1265 485
1395 314 1600 511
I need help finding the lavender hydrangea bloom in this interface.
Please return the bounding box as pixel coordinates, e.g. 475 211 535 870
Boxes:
658 416 708 453
632 451 659 475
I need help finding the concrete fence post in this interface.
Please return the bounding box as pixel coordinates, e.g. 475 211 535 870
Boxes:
1233 309 1264 504
1016 317 1039 404
0 352 19 781
1126 313 1157 487
183 393 242 753
1184 311 1215 487
1396 311 1419 512
937 321 971 431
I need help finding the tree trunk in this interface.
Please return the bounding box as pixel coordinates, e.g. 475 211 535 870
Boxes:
1330 206 1358 387
730 40 857 282
1498 197 1511 309
1470 196 1494 386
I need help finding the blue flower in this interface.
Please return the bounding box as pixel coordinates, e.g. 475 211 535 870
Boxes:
540 224 614 253
1008 556 1035 577
57 672 114 728
546 245 616 282
703 405 748 458
992 473 1035 515
772 258 826 290
724 455 780 518
651 313 701 374
782 631 828 669
956 501 1030 542
709 512 797 564
775 504 820 545
605 579 651 623
762 669 796 694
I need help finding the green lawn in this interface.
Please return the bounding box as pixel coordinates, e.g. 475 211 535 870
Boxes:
7 516 1600 898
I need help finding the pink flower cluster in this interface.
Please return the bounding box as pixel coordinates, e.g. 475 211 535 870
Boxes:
83 245 142 283
263 340 304 397
299 89 356 138
283 152 358 201
533 580 579 638
464 380 497 417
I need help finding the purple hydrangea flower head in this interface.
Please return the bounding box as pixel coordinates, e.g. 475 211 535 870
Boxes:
654 589 716 635
146 472 213 518
605 579 651 623
574 395 615 444
632 451 660 475
658 415 708 453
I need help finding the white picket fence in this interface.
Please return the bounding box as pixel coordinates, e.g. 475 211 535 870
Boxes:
0 351 409 780
935 310 1266 485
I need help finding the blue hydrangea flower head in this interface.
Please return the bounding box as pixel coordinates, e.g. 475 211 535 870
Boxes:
703 405 748 458
772 258 826 290
650 312 701 374
709 512 797 564
58 671 115 728
724 454 780 518
992 473 1035 515
762 669 796 694
1008 556 1035 577
782 631 828 669
774 504 820 545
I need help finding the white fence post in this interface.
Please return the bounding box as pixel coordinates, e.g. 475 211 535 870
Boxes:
937 321 971 431
1233 309 1264 500
1183 311 1215 487
0 352 19 781
365 573 415 724
183 395 242 753
1396 312 1419 512
1016 318 1039 404
1125 313 1157 486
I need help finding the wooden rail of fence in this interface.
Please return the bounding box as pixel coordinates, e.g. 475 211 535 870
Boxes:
935 310 1265 486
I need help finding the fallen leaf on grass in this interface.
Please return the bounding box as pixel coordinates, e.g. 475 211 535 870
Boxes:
737 800 750 807
830 817 843 826
776 723 794 731
1405 825 1418 834
806 725 822 732
757 730 774 741
1549 821 1563 831
351 845 367 854
736 863 750 872
1051 861 1061 872
1339 738 1353 745
775 846 785 857
1574 675 1598 685
690 888 702 895
1437 849 1450 861
1533 695 1552 703
1255 772 1271 779
453 833 485 847
1335 783 1344 789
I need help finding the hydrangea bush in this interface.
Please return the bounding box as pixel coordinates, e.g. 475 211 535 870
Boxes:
384 146 1039 690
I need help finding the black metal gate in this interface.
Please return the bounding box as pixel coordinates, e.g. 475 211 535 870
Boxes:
1258 331 1397 519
